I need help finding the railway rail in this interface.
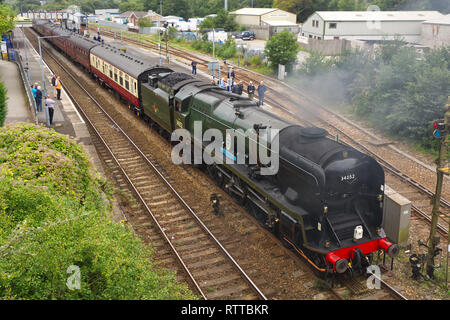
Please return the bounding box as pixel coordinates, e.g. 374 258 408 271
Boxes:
27 30 268 300
28 27 409 301
91 28 450 234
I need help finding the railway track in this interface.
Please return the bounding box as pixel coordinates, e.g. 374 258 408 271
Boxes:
27 31 270 300
27 26 413 301
93 29 450 231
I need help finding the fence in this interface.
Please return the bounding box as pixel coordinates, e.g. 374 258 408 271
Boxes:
298 37 352 55
13 49 38 124
97 20 129 31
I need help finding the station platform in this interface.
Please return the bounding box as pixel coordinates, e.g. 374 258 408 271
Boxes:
0 59 32 124
10 27 105 178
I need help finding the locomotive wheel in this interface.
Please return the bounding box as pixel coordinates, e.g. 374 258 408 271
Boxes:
207 166 224 187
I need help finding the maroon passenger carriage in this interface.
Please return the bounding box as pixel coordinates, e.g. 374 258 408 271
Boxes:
88 42 172 112
33 21 172 114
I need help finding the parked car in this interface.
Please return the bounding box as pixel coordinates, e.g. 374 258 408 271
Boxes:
241 31 255 40
231 31 242 39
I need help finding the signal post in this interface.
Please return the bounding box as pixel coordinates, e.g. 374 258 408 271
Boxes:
426 99 450 281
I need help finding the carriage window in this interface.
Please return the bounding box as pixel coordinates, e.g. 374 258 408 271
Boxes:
114 69 118 82
134 81 137 93
125 80 129 90
120 76 123 86
109 69 113 78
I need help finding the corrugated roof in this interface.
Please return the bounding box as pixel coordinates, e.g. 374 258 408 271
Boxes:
423 14 450 25
230 8 277 16
315 11 444 22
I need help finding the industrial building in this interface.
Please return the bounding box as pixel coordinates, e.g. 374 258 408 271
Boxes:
301 11 444 43
230 8 298 40
420 14 450 48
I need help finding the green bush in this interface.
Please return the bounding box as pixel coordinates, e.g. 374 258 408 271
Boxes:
201 41 214 53
0 124 197 300
297 44 450 151
191 39 203 50
0 82 7 127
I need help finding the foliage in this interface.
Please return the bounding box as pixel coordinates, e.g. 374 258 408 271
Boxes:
0 82 6 127
0 124 196 299
0 4 15 34
118 0 145 13
199 9 237 32
264 29 299 69
297 44 450 151
138 17 151 28
217 38 237 59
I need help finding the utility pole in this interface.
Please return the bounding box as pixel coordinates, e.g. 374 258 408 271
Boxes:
158 0 162 65
224 0 228 10
426 99 450 279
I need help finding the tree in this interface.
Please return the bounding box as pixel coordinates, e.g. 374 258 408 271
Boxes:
138 17 152 27
264 29 299 70
118 0 145 13
0 4 15 35
214 8 237 31
0 82 7 127
11 0 41 13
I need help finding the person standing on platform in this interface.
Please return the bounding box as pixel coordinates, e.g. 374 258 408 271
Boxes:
55 76 62 100
191 61 197 75
232 80 243 95
247 81 255 100
45 95 55 125
51 74 57 96
226 78 232 92
35 86 43 112
257 81 267 106
32 83 38 100
220 78 226 89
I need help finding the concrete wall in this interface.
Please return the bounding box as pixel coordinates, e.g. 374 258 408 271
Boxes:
302 13 427 42
298 37 352 55
421 23 450 47
246 24 270 40
234 15 261 26
262 9 297 24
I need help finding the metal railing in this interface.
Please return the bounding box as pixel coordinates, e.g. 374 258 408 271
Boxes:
13 49 38 124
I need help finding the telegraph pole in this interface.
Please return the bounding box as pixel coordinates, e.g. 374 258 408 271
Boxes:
426 99 450 279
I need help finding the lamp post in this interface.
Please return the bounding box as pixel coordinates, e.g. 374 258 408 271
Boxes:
37 35 70 126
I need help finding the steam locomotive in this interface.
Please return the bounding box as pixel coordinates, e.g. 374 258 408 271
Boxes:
33 21 399 278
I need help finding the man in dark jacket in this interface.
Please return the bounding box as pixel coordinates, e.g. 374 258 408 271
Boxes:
191 61 197 75
247 81 255 100
35 86 43 112
232 80 243 95
257 81 267 105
